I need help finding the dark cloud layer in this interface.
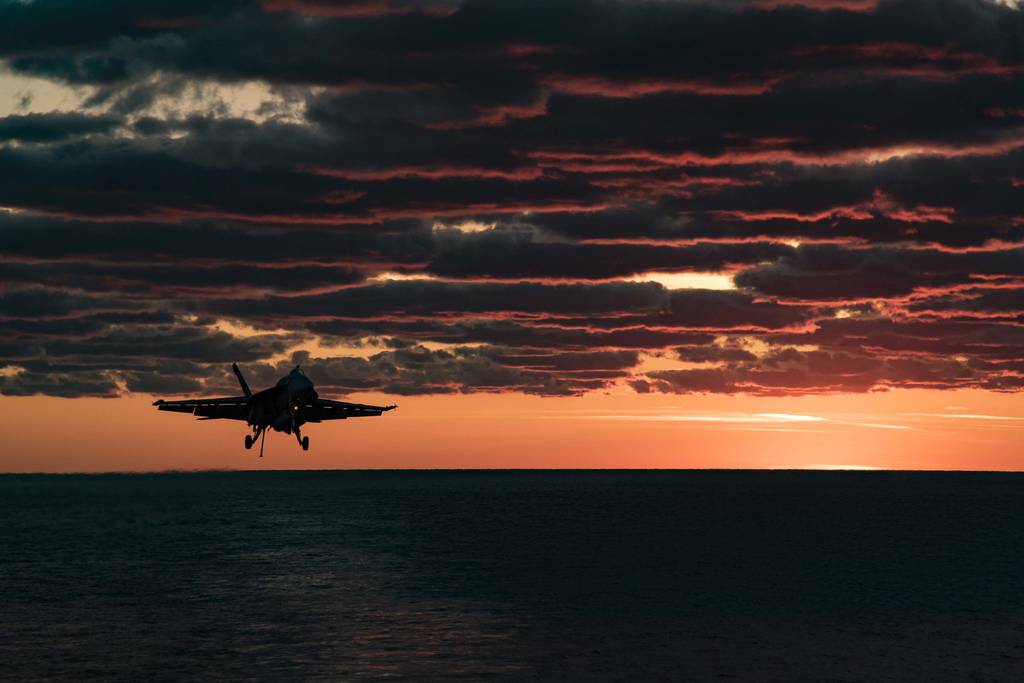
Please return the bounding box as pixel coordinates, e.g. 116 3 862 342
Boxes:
2 0 1023 398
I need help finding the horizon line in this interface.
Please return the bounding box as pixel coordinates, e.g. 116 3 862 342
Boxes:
4 467 1024 476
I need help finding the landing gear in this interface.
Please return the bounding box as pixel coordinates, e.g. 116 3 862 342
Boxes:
246 426 267 457
295 427 309 451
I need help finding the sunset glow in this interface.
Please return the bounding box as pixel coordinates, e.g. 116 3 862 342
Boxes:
2 0 1023 472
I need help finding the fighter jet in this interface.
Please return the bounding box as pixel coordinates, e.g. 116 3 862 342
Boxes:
152 363 396 455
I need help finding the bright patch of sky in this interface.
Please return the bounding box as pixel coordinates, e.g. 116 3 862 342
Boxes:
0 365 25 378
369 271 440 282
904 412 1024 421
583 412 826 423
574 410 918 432
432 220 495 233
0 70 90 117
0 65 308 127
128 77 309 124
627 271 735 290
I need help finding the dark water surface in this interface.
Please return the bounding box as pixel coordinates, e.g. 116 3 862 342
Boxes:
4 470 1024 681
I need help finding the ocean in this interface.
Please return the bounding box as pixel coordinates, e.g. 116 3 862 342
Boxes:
3 470 1024 681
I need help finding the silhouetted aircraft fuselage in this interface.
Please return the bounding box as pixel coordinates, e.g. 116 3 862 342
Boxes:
153 364 395 455
248 368 318 433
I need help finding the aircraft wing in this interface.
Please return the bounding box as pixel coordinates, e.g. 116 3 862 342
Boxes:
152 396 249 420
302 398 397 422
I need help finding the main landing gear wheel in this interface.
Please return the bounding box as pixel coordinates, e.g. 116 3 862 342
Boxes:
301 436 309 451
244 434 253 450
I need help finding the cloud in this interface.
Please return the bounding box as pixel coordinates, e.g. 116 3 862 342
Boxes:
1 0 1023 397
0 286 148 318
0 112 121 142
0 369 121 398
733 245 1024 300
237 348 623 396
0 261 366 296
200 279 670 319
427 228 792 279
647 346 983 395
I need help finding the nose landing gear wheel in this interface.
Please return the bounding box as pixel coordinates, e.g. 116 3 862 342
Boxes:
301 436 309 451
244 434 253 450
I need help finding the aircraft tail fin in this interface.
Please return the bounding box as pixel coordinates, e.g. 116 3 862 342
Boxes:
232 363 252 398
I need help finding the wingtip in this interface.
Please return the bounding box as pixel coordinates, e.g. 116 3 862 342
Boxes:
152 399 164 405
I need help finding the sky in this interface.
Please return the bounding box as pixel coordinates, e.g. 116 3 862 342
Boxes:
1 0 1023 471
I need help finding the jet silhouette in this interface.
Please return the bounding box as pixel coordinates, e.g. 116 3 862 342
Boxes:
153 363 396 455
